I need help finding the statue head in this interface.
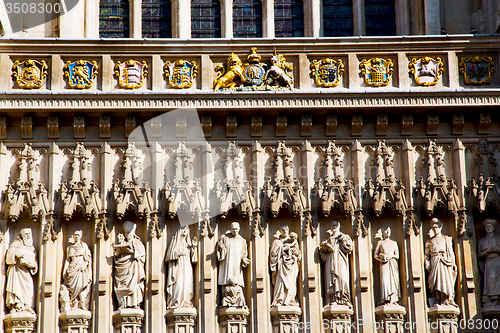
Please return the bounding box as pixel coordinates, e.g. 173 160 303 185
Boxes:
483 219 497 234
331 220 340 232
20 227 33 247
430 218 443 236
181 225 189 237
279 224 289 238
382 226 391 239
123 221 137 241
231 222 240 236
72 230 82 243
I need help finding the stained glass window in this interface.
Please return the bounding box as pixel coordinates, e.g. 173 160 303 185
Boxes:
192 0 221 38
99 0 130 38
233 0 262 38
364 0 396 36
323 0 354 37
275 0 304 37
142 0 172 38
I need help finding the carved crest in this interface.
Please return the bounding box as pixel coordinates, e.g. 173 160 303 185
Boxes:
310 58 344 87
359 58 394 87
64 60 98 89
164 60 198 89
409 56 444 86
114 60 148 89
459 56 494 85
12 59 48 89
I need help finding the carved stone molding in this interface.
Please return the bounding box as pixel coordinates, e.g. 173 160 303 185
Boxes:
176 115 187 137
226 115 237 138
4 311 37 333
270 306 302 333
322 305 353 333
218 307 249 333
165 308 196 333
478 112 491 134
99 116 111 139
276 115 287 137
21 117 33 139
401 114 413 136
201 116 212 138
301 115 312 136
351 115 362 136
251 115 262 137
0 117 6 139
376 113 388 136
326 115 337 137
375 305 406 333
47 117 59 139
73 117 85 139
59 310 91 333
427 306 460 333
125 116 136 138
427 113 439 135
452 113 464 135
151 117 162 138
112 308 144 333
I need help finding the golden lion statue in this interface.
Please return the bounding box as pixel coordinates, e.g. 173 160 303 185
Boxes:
214 53 245 90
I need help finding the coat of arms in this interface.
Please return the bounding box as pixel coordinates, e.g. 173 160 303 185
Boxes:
310 58 344 87
242 47 267 86
12 59 48 89
164 60 198 89
64 60 98 89
459 56 494 85
409 56 444 86
114 60 148 89
359 58 394 87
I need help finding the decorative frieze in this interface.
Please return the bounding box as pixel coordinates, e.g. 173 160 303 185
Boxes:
226 115 237 138
47 117 59 139
478 112 491 134
74 117 85 139
276 115 287 137
251 115 262 137
21 117 33 139
351 115 362 136
427 113 439 135
12 59 48 89
301 115 312 136
99 116 111 139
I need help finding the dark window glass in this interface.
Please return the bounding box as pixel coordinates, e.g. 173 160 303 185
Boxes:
323 0 354 37
99 0 130 38
275 0 304 37
233 0 262 38
142 0 172 38
192 0 221 38
364 0 396 36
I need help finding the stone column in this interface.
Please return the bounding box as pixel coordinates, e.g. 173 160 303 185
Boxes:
59 309 92 333
262 0 274 38
218 308 250 333
165 308 197 333
427 306 460 333
322 305 354 333
221 0 232 38
270 306 302 333
4 311 37 333
375 305 406 333
112 308 145 333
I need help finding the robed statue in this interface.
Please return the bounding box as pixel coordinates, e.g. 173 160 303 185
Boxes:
374 226 400 305
478 219 500 307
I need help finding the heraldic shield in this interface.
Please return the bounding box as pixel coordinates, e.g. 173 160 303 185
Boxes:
114 60 149 89
12 59 48 89
359 57 394 87
310 58 345 87
64 60 99 89
165 60 198 89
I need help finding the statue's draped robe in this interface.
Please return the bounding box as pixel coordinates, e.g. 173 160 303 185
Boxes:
6 238 38 310
425 234 457 301
478 235 500 299
217 233 248 286
63 241 92 304
166 236 197 308
322 232 353 305
374 239 400 304
114 237 146 308
269 238 300 306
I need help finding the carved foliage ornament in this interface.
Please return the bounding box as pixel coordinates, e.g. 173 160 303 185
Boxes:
459 56 494 85
359 57 394 87
409 56 444 86
164 60 198 89
64 60 98 89
310 58 344 87
12 59 48 89
114 60 148 89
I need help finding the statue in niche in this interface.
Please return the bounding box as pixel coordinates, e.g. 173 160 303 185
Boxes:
270 225 301 307
217 221 249 308
6 228 38 313
60 230 92 312
425 218 458 307
374 226 400 305
113 221 146 309
319 220 353 308
478 219 500 307
165 225 198 309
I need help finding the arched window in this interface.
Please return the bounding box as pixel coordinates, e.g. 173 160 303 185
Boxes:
364 0 396 36
99 0 130 38
233 0 263 38
142 0 172 38
323 0 353 37
192 0 221 38
275 0 304 37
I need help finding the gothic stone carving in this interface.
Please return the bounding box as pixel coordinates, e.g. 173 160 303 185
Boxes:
99 116 111 139
478 219 500 308
251 115 262 137
401 114 413 136
74 117 85 139
21 117 33 139
351 115 362 136
374 227 401 305
479 112 491 134
226 115 237 138
326 115 338 137
47 117 59 139
201 116 212 138
125 117 136 138
376 113 388 136
452 113 464 135
459 56 494 85
427 113 439 135
276 115 287 137
12 59 48 89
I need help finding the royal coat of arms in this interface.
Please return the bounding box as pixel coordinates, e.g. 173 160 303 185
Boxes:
164 60 198 89
359 58 394 87
242 47 267 86
12 59 48 89
459 56 494 85
114 60 148 89
409 56 444 86
310 58 344 87
64 60 98 89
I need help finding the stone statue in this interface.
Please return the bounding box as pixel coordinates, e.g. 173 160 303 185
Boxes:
425 218 458 307
165 225 198 309
374 226 400 305
217 221 250 307
478 219 500 307
270 225 301 307
60 230 92 312
319 220 353 307
6 228 38 313
113 221 146 309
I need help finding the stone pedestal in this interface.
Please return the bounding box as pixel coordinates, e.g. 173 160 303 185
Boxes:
218 307 250 333
428 305 460 333
375 304 406 333
112 308 144 333
481 306 500 333
60 309 92 333
165 307 197 333
322 304 354 333
270 306 302 333
4 311 37 333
